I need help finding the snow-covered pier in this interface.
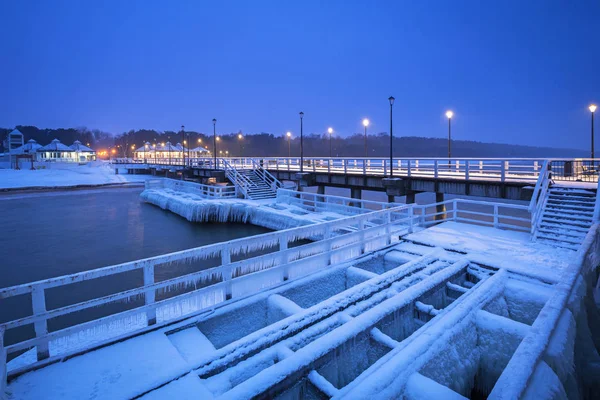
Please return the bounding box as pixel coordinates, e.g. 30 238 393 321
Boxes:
1 172 600 399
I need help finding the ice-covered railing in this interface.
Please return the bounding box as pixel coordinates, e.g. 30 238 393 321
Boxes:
489 224 600 399
413 198 530 232
144 178 237 199
276 188 401 214
258 157 548 183
250 158 283 191
529 164 551 238
0 204 413 381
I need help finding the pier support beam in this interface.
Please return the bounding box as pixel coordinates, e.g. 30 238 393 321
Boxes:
435 192 446 221
317 185 325 195
388 195 395 203
350 188 362 208
405 190 416 204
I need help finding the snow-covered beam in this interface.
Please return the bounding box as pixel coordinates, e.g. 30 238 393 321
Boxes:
404 372 468 400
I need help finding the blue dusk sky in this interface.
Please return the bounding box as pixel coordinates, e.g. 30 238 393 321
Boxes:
0 0 598 149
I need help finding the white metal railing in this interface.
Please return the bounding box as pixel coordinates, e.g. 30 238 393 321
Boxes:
118 156 600 184
257 157 547 183
489 224 600 399
413 198 530 232
528 161 552 238
276 189 401 214
251 158 283 191
145 178 237 199
221 158 258 199
0 205 415 378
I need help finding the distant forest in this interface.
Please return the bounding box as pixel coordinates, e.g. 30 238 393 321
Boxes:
0 125 589 158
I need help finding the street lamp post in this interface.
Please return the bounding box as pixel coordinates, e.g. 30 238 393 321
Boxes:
590 104 597 159
238 133 243 157
389 96 395 176
300 112 304 172
362 119 370 158
212 119 217 169
286 132 292 158
445 111 453 159
327 127 333 158
181 125 185 167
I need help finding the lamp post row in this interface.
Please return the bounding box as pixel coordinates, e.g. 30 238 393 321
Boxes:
172 102 598 173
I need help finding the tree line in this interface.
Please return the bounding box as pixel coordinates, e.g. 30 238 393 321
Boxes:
1 126 587 158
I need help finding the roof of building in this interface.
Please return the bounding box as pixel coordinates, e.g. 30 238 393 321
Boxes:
38 139 74 152
191 146 210 153
70 140 95 152
8 129 23 137
12 139 42 154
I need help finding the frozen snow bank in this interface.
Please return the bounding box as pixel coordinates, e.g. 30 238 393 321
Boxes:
140 187 351 230
0 161 149 189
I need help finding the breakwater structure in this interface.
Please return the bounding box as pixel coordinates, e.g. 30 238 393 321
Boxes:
1 167 599 399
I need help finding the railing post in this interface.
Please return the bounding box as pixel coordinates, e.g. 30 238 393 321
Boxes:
465 160 470 180
385 211 392 244
222 246 232 300
279 233 289 280
434 160 438 179
494 205 499 228
383 160 387 176
453 199 458 221
343 159 347 174
1 326 6 400
325 225 333 264
408 207 414 233
362 160 367 175
359 219 366 254
407 160 411 177
31 285 50 360
501 161 506 182
143 263 157 325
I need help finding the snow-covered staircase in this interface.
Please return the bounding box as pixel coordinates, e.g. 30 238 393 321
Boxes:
222 158 283 200
534 187 597 250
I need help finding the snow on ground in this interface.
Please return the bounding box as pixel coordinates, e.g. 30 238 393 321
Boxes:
404 222 572 279
0 161 150 189
7 332 189 400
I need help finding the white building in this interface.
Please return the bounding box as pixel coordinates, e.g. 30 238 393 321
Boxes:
12 139 43 157
37 139 77 162
4 129 24 153
70 140 96 162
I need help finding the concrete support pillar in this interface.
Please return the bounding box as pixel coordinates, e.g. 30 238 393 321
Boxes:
115 168 119 175
435 192 446 221
317 185 325 195
350 188 362 208
388 195 395 203
405 190 416 204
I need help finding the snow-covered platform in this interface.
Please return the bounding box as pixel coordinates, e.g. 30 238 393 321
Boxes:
4 217 599 399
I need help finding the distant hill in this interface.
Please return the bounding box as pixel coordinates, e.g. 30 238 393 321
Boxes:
0 126 590 158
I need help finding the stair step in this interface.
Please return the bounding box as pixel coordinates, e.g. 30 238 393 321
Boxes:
543 208 593 217
547 198 595 206
539 221 590 232
546 204 595 213
542 212 592 222
536 227 586 239
536 238 579 250
548 191 596 198
536 233 581 245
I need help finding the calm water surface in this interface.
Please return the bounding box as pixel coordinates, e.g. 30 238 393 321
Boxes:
0 188 270 344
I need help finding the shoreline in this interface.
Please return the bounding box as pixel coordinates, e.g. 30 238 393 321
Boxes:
0 181 145 195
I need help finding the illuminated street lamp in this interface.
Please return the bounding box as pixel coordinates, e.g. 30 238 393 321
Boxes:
363 119 370 158
212 119 217 169
238 133 243 157
300 112 304 172
590 104 597 159
388 96 395 177
181 125 185 167
286 132 292 158
327 127 333 158
445 110 454 159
